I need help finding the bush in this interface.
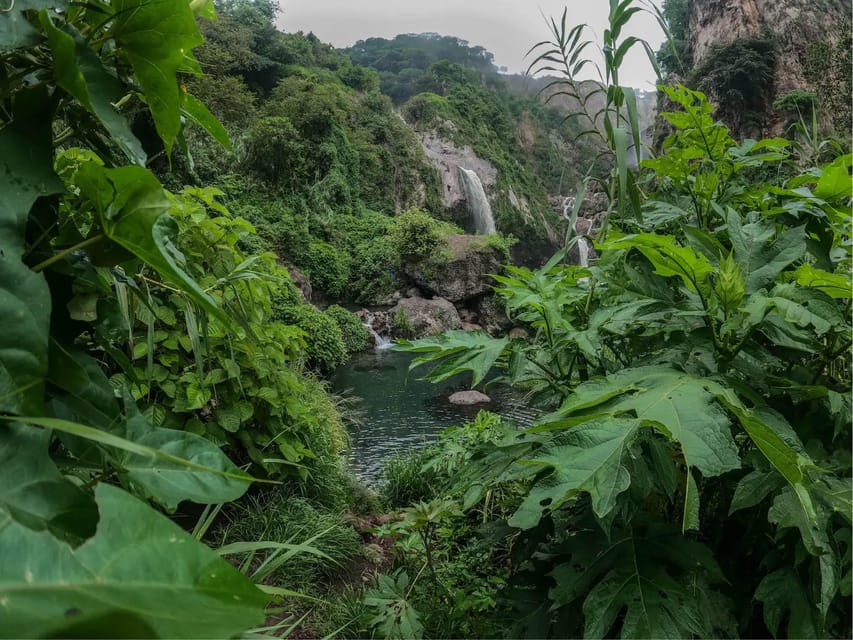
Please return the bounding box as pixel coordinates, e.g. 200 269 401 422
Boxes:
325 305 371 353
389 208 459 265
242 116 307 186
350 237 397 304
217 493 362 589
379 447 442 509
391 307 416 339
274 302 348 372
300 240 351 299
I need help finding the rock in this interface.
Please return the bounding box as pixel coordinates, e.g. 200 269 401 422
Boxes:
448 390 491 405
462 322 484 332
418 132 497 213
458 308 479 324
389 296 462 338
508 327 530 340
407 234 503 303
288 267 312 302
476 294 512 335
374 290 402 307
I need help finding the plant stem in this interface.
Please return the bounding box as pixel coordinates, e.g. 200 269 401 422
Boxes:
32 233 105 272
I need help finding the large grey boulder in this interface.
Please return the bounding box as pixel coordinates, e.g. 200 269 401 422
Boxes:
408 235 503 303
390 296 462 338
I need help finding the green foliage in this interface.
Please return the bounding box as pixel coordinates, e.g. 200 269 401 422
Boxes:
391 307 416 340
217 492 362 589
0 484 267 638
326 305 371 353
775 90 819 117
395 73 853 639
301 240 351 298
380 447 442 509
389 208 459 265
0 2 300 633
274 302 348 372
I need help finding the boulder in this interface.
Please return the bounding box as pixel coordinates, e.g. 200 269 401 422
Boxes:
288 267 312 302
508 327 530 340
476 294 512 336
407 235 503 303
448 390 491 405
390 296 462 338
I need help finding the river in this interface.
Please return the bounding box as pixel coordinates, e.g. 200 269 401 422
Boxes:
331 349 537 482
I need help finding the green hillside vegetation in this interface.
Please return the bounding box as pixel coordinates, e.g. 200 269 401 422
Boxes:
0 0 850 638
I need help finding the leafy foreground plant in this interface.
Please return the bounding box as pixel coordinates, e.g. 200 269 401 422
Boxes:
0 1 327 635
398 84 852 637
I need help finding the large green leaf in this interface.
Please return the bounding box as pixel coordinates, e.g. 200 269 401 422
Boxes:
604 234 715 299
9 416 255 510
726 212 806 293
74 162 231 327
509 417 642 528
0 483 268 638
41 14 146 165
109 0 204 154
0 0 66 51
0 423 97 542
755 568 819 639
549 526 728 639
0 87 63 416
554 366 741 478
182 91 232 150
792 264 853 299
397 331 510 387
119 402 255 510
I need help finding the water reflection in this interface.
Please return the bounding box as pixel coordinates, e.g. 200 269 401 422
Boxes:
331 349 537 482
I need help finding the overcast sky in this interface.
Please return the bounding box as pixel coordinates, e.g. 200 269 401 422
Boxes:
276 1 665 89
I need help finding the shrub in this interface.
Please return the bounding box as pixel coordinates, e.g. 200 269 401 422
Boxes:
379 447 442 509
300 240 351 299
389 208 460 265
242 116 307 186
391 307 416 339
349 237 397 304
217 493 362 589
274 303 348 372
325 305 371 353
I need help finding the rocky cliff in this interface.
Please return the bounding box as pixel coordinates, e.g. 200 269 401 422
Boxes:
685 0 851 136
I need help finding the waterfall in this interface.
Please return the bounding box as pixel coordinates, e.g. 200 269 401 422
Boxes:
458 167 496 235
577 237 591 268
362 311 393 351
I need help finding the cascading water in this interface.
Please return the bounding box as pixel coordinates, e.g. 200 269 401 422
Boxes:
458 167 496 235
362 311 393 350
562 195 593 268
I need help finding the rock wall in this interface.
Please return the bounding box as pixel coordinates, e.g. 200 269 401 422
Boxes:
687 0 850 135
419 128 498 214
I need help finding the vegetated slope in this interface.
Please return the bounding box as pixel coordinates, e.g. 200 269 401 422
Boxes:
347 33 605 258
658 0 852 139
180 12 602 302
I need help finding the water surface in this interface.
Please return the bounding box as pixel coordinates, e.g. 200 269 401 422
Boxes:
331 349 536 482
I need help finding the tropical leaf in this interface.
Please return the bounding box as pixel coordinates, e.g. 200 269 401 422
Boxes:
552 366 741 478
509 417 642 528
41 14 146 165
0 423 97 543
8 416 255 511
74 162 232 327
397 331 509 387
726 212 807 293
109 0 204 153
549 525 727 639
0 484 268 639
0 87 63 416
755 568 819 639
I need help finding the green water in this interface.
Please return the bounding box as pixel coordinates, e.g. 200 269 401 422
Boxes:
331 349 537 481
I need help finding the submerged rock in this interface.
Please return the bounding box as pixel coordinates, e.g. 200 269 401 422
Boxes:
448 390 491 405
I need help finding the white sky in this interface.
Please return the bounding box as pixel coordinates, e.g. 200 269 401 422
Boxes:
277 1 665 89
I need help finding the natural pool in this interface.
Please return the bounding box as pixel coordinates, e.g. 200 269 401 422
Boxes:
331 348 537 482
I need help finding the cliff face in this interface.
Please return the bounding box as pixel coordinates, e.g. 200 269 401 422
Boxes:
686 0 850 136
